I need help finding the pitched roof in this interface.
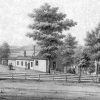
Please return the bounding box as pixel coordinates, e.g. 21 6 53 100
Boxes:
2 56 47 60
2 57 16 60
15 56 32 60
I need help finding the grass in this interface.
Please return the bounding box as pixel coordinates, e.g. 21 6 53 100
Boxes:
1 64 100 100
0 95 68 100
0 64 45 74
1 79 100 100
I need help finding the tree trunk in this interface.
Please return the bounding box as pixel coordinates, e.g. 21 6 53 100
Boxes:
49 64 50 74
64 66 67 73
78 66 82 83
96 62 99 82
48 58 51 74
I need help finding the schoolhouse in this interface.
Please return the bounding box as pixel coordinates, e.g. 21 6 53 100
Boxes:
2 49 63 73
2 52 49 72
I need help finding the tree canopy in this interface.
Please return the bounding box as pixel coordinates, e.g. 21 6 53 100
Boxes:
27 3 77 62
79 49 90 68
0 42 10 63
1 42 10 58
62 33 77 67
85 23 100 61
74 46 91 68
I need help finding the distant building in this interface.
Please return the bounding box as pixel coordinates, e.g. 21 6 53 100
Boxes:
2 55 49 72
2 50 63 73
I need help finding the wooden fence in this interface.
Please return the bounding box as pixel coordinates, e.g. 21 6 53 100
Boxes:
0 72 99 82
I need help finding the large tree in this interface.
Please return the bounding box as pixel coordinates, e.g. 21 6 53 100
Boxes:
85 23 100 61
27 3 76 72
0 47 2 63
79 49 90 69
62 33 77 68
85 23 100 76
1 42 10 59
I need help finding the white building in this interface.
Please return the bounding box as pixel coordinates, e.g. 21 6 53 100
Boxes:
2 56 49 72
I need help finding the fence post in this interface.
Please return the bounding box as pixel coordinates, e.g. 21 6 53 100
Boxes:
12 73 13 80
38 74 40 81
66 74 67 82
78 66 82 83
96 74 99 83
53 75 54 81
25 73 27 80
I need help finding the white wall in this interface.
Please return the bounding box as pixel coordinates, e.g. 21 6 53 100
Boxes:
15 60 35 69
8 59 47 72
8 60 16 66
16 60 30 68
34 60 47 72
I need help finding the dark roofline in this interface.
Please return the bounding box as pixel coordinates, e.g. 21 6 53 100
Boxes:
2 56 47 60
2 57 16 60
32 56 48 60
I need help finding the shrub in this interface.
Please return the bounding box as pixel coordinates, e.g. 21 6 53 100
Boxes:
88 63 95 74
67 67 76 74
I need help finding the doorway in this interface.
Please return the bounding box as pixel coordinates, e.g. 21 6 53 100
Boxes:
28 63 30 69
53 62 56 70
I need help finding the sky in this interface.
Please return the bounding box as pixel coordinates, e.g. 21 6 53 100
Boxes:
0 0 100 46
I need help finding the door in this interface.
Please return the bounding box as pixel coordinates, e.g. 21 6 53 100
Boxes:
28 63 30 69
53 62 56 70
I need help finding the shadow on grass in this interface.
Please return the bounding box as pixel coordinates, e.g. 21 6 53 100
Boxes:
0 95 67 100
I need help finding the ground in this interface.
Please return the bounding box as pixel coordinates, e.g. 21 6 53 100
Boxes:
0 64 100 100
1 80 100 100
0 64 45 75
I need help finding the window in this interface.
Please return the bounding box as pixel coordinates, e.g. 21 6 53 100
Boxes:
17 61 19 65
31 62 33 67
21 61 23 66
35 60 38 66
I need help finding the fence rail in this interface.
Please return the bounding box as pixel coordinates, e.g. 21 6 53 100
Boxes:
0 72 99 82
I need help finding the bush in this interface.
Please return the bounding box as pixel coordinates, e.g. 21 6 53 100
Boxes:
67 67 76 74
88 63 95 74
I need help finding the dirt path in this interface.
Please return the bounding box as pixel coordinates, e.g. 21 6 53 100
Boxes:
0 80 100 100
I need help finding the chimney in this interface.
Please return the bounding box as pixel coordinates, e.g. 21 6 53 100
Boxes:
32 45 36 57
24 50 26 57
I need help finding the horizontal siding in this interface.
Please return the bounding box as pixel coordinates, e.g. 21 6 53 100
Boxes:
8 59 47 72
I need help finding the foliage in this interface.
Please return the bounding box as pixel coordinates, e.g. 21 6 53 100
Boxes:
0 48 2 63
85 23 100 61
74 46 91 69
67 67 76 74
77 49 91 82
64 33 77 49
62 33 77 67
27 3 77 61
78 49 90 69
1 42 10 58
74 46 83 65
88 62 95 74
